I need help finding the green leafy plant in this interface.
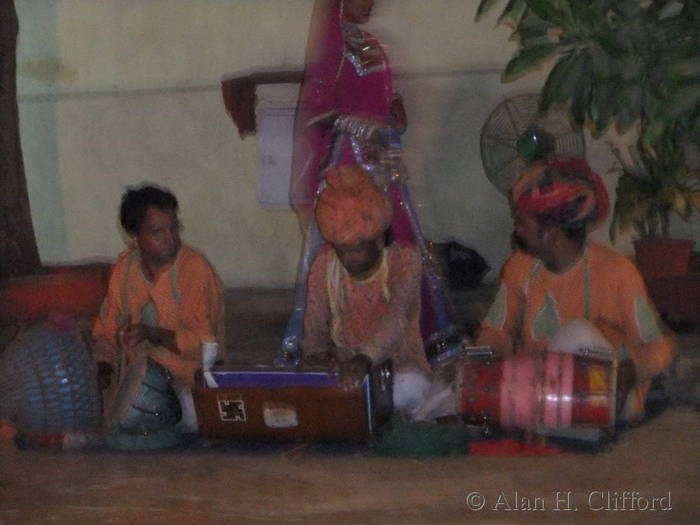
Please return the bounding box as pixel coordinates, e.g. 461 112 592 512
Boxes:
609 133 700 240
477 0 700 238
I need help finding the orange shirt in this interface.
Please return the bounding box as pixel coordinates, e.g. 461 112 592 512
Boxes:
92 244 224 383
301 243 429 373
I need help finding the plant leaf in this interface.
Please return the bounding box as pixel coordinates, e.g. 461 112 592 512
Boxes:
615 84 642 134
589 80 614 135
516 11 554 39
673 192 692 219
571 55 592 124
690 193 700 213
540 51 579 110
643 84 700 146
521 35 556 48
498 0 527 27
476 0 501 22
609 214 620 242
524 0 560 23
665 60 700 85
557 0 574 26
503 42 559 81
569 0 598 29
596 32 627 59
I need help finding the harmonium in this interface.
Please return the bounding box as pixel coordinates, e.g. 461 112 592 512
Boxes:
192 363 393 442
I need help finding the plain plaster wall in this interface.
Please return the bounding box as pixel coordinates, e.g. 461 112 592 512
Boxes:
15 0 695 287
16 0 315 287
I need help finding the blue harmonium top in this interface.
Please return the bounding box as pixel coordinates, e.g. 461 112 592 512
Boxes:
209 370 339 389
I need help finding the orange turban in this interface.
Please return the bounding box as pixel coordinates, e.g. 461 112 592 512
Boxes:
315 165 393 245
511 158 609 230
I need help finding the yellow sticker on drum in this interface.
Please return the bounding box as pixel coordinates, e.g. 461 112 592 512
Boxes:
588 365 609 395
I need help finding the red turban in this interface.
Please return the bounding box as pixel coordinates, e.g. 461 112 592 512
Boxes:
511 158 609 230
315 165 393 245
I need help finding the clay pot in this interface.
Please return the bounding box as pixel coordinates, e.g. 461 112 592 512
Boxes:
633 238 694 277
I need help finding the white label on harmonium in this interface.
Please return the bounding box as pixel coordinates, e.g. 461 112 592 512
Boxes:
262 402 300 428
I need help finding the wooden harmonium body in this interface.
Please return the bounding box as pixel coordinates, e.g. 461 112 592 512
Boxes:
193 366 391 442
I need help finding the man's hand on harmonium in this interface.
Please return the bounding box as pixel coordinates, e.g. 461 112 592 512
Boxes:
338 354 373 392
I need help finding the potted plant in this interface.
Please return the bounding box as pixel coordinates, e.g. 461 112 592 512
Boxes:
609 133 700 275
476 0 700 274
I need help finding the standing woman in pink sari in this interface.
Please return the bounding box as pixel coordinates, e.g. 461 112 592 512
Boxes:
279 0 453 364
290 0 411 236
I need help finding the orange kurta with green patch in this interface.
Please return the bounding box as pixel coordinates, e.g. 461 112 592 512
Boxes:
92 244 224 385
476 243 675 421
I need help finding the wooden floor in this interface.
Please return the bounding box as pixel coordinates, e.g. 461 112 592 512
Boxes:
2 408 698 524
1 288 699 525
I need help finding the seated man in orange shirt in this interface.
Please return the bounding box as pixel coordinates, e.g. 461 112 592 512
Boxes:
301 166 432 417
92 185 224 400
476 158 675 424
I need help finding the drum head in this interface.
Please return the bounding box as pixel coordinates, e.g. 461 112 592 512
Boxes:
105 357 149 432
105 357 181 434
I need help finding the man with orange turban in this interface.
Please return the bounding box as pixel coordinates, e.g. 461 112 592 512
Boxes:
476 158 675 424
301 165 432 416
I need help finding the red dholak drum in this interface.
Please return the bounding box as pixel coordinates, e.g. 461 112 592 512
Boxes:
458 348 618 434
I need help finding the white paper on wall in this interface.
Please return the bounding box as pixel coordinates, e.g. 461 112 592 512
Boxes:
256 107 296 208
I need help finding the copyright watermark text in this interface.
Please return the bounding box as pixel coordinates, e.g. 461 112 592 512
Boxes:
465 490 672 512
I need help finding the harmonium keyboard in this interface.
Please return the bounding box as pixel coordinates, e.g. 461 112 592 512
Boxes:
192 363 393 442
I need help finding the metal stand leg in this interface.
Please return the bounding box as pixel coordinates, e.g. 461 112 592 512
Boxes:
275 214 323 367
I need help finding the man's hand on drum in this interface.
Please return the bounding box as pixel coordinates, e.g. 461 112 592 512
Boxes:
616 358 637 415
116 318 146 349
142 326 178 353
117 319 178 354
338 354 372 392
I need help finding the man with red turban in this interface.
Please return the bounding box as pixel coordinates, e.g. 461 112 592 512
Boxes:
476 158 675 424
301 165 432 416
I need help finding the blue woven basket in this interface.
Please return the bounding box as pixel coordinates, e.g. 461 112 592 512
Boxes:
0 320 101 435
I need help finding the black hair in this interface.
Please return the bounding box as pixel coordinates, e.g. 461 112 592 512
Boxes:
384 227 394 247
119 184 179 234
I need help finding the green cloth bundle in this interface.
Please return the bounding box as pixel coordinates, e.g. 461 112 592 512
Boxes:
371 415 470 457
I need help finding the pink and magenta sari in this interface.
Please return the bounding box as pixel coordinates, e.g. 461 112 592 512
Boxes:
290 0 414 242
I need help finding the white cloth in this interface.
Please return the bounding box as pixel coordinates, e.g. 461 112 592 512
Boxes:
548 319 614 355
393 369 459 422
392 371 431 416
